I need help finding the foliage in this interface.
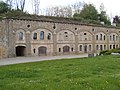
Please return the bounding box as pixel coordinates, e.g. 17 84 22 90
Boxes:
73 3 111 25
77 4 98 20
98 3 111 25
0 1 10 14
100 48 120 55
0 56 120 90
99 50 111 55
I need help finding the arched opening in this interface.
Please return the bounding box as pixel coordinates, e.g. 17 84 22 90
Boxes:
16 46 26 56
84 45 87 53
38 46 47 56
63 46 70 53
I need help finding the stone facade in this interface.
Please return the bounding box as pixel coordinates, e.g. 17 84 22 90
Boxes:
0 18 120 59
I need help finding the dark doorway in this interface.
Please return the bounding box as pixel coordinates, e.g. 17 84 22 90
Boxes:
84 45 87 53
63 46 70 53
16 46 26 56
38 46 47 56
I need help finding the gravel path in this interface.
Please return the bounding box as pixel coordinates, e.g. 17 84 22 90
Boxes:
0 54 89 66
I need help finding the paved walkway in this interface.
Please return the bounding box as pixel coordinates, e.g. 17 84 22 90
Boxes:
0 54 89 66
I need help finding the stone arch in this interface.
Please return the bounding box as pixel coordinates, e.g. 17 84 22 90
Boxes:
32 28 53 40
95 32 107 41
16 29 26 41
57 29 75 42
95 31 107 36
78 31 93 41
33 27 53 33
63 46 70 53
38 46 47 56
56 29 75 35
16 46 26 56
78 30 93 36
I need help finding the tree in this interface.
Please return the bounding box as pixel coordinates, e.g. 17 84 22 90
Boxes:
31 0 40 14
98 3 111 25
113 15 120 26
0 1 10 14
74 4 98 20
71 1 85 14
45 6 72 18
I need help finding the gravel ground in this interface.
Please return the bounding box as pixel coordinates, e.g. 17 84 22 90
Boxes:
0 54 89 66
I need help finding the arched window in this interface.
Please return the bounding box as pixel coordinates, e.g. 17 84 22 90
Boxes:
71 48 73 52
113 35 115 41
89 45 91 51
104 35 106 40
33 32 37 40
18 32 23 40
110 45 112 49
104 45 106 50
116 36 118 41
100 34 102 40
96 35 98 40
47 33 51 40
80 45 82 51
100 45 103 51
96 45 99 50
40 31 44 40
110 36 112 41
33 49 36 53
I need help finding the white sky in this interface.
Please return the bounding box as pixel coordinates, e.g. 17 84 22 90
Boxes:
2 0 120 18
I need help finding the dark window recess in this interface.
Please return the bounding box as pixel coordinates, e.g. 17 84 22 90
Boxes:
33 49 36 53
92 28 94 31
33 33 37 40
53 24 56 29
85 38 87 40
47 33 51 40
75 28 77 30
65 35 68 37
59 48 61 52
27 25 30 28
65 32 68 34
84 33 87 35
71 48 73 51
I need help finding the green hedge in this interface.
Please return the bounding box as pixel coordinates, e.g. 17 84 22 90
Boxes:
100 48 120 56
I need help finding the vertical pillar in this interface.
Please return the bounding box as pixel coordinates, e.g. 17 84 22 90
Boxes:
26 31 31 56
107 34 109 50
6 19 16 57
53 31 57 56
92 33 96 54
75 32 79 54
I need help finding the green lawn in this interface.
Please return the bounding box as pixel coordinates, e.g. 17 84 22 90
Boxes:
0 55 120 90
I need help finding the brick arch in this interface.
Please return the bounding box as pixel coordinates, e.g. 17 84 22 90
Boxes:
31 28 53 41
78 30 93 36
56 29 75 35
38 46 47 56
57 29 75 42
33 27 53 33
109 32 119 36
95 31 107 36
78 31 93 41
63 46 70 53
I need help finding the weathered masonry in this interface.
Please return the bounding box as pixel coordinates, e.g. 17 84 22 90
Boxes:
0 17 120 59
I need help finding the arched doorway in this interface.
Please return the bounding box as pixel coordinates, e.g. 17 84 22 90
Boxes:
38 46 47 56
84 45 87 53
63 46 70 53
16 46 26 56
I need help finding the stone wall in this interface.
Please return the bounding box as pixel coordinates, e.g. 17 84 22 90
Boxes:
1 18 120 59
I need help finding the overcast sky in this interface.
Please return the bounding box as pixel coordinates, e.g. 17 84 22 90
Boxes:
2 0 120 18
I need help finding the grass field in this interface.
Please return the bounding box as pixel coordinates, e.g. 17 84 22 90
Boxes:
0 55 120 90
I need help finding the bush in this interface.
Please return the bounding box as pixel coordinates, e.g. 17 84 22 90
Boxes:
99 50 110 55
100 48 120 56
